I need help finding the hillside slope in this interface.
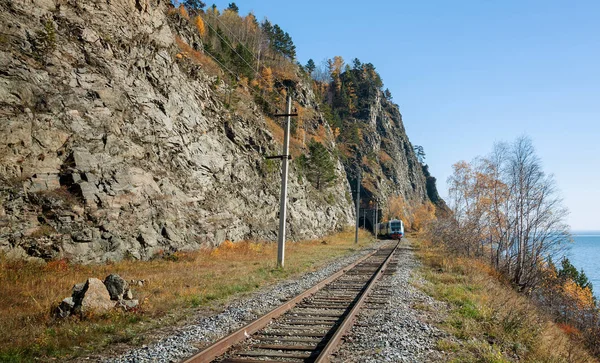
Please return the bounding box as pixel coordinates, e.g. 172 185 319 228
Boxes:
0 0 443 263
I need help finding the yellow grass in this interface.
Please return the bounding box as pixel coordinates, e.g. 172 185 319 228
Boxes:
174 36 221 76
414 237 597 362
0 229 374 361
265 117 305 157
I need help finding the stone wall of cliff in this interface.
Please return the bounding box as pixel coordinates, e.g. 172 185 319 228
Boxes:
0 0 445 263
0 0 354 263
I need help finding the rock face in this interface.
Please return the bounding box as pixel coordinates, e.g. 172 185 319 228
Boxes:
0 0 354 262
347 91 449 216
0 0 443 263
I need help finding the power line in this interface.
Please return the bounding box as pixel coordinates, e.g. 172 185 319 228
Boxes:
199 17 292 113
201 48 238 79
201 11 290 99
185 39 286 114
208 11 261 64
202 17 261 83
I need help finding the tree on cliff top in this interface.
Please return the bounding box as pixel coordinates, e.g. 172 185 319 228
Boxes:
183 0 205 12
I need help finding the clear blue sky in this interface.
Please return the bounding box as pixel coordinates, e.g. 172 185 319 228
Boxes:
207 1 600 231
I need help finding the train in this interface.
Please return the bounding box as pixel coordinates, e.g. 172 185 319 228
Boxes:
376 219 404 240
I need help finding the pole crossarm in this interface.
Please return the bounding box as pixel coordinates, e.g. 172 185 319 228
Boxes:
265 155 292 160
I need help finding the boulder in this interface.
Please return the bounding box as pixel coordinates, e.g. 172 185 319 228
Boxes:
124 288 134 300
104 273 129 300
76 278 115 312
72 282 86 301
54 297 75 318
117 299 139 311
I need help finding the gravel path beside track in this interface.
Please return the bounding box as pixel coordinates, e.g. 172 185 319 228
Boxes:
331 239 449 362
104 242 386 363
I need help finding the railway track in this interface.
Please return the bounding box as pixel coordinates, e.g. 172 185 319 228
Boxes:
184 241 400 363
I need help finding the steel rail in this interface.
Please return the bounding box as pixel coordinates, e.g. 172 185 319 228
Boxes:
314 241 399 363
183 248 380 363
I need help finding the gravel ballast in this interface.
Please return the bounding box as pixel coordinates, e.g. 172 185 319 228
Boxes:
331 239 450 362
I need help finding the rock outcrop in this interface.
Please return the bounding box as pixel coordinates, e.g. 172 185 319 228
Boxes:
347 90 449 215
0 0 444 263
0 0 354 262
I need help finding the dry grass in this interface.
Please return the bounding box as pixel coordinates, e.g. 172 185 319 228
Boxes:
265 117 305 157
174 36 222 76
414 238 597 363
0 229 375 361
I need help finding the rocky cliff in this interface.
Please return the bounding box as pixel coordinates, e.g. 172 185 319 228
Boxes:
345 90 431 207
0 0 444 263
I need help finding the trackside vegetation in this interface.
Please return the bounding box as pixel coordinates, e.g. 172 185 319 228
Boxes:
0 229 375 361
414 238 597 362
418 136 600 361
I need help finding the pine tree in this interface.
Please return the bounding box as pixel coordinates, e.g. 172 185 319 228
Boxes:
305 59 316 75
384 88 393 100
227 2 239 13
304 140 337 190
184 0 206 12
414 145 426 164
558 258 593 292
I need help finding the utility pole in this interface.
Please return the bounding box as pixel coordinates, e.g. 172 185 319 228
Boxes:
355 171 360 244
374 200 378 239
272 95 296 268
362 208 365 229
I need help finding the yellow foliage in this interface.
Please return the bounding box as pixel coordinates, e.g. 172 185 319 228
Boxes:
333 127 340 139
562 280 595 310
178 4 189 20
412 201 436 231
195 16 206 36
244 12 258 33
382 195 411 230
328 56 344 78
260 66 274 91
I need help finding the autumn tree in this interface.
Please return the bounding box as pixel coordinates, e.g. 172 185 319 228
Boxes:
412 202 436 232
445 136 570 290
259 66 274 92
195 16 206 36
382 195 411 230
178 3 190 20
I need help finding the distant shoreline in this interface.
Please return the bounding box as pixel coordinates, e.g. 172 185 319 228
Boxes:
572 231 600 236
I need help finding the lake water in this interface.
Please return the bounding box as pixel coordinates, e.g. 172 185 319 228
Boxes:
567 231 600 298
